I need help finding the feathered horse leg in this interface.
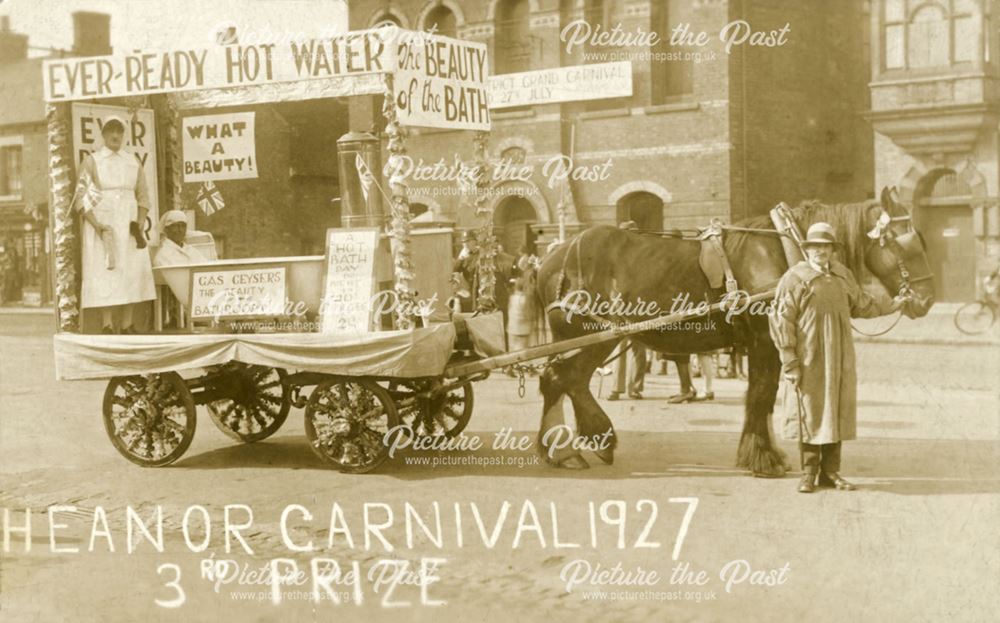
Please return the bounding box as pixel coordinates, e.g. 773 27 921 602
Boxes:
737 325 789 477
539 360 588 469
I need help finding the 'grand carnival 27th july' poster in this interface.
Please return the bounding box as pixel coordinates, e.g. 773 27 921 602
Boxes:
1 1 998 621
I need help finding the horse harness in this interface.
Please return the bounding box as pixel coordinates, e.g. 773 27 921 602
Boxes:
864 205 934 297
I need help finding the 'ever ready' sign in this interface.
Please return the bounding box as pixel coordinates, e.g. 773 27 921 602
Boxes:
42 27 393 102
182 112 257 182
71 103 160 244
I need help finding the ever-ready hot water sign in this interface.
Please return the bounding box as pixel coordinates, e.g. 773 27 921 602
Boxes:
182 112 257 182
40 28 393 102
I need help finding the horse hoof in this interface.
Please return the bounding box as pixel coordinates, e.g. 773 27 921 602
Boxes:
559 455 590 470
594 448 614 465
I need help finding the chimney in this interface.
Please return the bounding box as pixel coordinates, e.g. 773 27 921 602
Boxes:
0 17 29 64
72 12 111 56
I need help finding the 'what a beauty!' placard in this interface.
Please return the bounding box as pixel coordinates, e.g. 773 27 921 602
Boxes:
182 112 257 182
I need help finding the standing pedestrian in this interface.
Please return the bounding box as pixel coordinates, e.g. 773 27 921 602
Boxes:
665 354 697 403
769 222 908 493
0 242 11 305
608 338 646 400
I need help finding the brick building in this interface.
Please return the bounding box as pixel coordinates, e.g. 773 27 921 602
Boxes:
0 16 51 305
869 0 1000 302
346 0 874 254
0 12 124 306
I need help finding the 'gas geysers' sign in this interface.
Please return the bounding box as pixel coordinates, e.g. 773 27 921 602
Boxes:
394 33 491 131
320 228 379 335
190 266 287 320
182 112 257 182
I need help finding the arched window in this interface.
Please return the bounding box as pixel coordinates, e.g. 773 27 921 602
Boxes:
496 0 532 74
616 191 663 232
883 0 978 70
410 202 430 219
370 12 403 29
909 4 949 67
500 146 527 165
424 4 457 38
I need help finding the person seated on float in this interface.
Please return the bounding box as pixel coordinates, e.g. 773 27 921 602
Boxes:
153 210 208 267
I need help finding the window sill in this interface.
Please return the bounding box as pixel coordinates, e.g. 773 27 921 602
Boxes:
0 195 24 203
578 107 631 120
492 109 536 120
642 102 700 115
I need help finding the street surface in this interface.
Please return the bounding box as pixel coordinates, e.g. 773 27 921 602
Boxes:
1 312 998 622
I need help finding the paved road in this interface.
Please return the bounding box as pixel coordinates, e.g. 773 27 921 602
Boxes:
1 313 997 622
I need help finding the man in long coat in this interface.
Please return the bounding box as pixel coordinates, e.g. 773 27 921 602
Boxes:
770 222 906 493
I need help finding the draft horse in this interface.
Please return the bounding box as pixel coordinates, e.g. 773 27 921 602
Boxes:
534 189 935 474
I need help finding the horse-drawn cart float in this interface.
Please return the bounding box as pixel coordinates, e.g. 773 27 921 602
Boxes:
45 27 935 475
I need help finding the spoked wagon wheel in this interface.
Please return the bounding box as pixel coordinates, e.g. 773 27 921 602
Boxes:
954 301 996 335
102 372 196 467
388 378 474 438
304 379 400 474
205 363 291 443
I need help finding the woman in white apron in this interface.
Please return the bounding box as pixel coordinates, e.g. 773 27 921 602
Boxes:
74 115 156 333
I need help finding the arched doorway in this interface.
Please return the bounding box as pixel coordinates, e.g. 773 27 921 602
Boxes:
913 169 976 302
616 191 663 231
494 196 536 255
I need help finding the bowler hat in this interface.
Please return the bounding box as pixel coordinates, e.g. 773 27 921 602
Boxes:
802 222 837 246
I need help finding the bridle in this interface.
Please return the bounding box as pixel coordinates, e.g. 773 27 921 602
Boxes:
866 204 934 298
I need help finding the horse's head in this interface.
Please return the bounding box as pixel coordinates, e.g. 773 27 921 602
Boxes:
863 187 935 318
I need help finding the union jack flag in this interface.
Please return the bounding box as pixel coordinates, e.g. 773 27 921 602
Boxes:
73 169 102 213
356 153 374 203
196 180 225 216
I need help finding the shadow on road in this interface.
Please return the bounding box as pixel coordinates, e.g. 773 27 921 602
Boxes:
175 438 325 469
166 431 1000 496
859 479 1000 495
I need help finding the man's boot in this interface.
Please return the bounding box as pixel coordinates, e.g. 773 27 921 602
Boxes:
798 470 818 493
819 472 855 491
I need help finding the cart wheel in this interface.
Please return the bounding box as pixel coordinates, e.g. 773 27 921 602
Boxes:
304 379 400 473
206 364 291 443
102 372 196 467
389 379 474 438
954 301 996 335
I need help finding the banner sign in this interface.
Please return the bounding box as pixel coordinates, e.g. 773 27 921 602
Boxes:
190 265 287 320
71 103 160 244
393 33 491 131
320 228 379 335
44 27 490 133
182 112 257 182
488 61 632 109
43 27 394 102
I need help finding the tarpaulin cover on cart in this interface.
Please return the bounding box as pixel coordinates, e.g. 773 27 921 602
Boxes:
53 324 458 381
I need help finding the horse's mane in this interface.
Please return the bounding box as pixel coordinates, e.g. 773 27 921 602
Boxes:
739 199 878 275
